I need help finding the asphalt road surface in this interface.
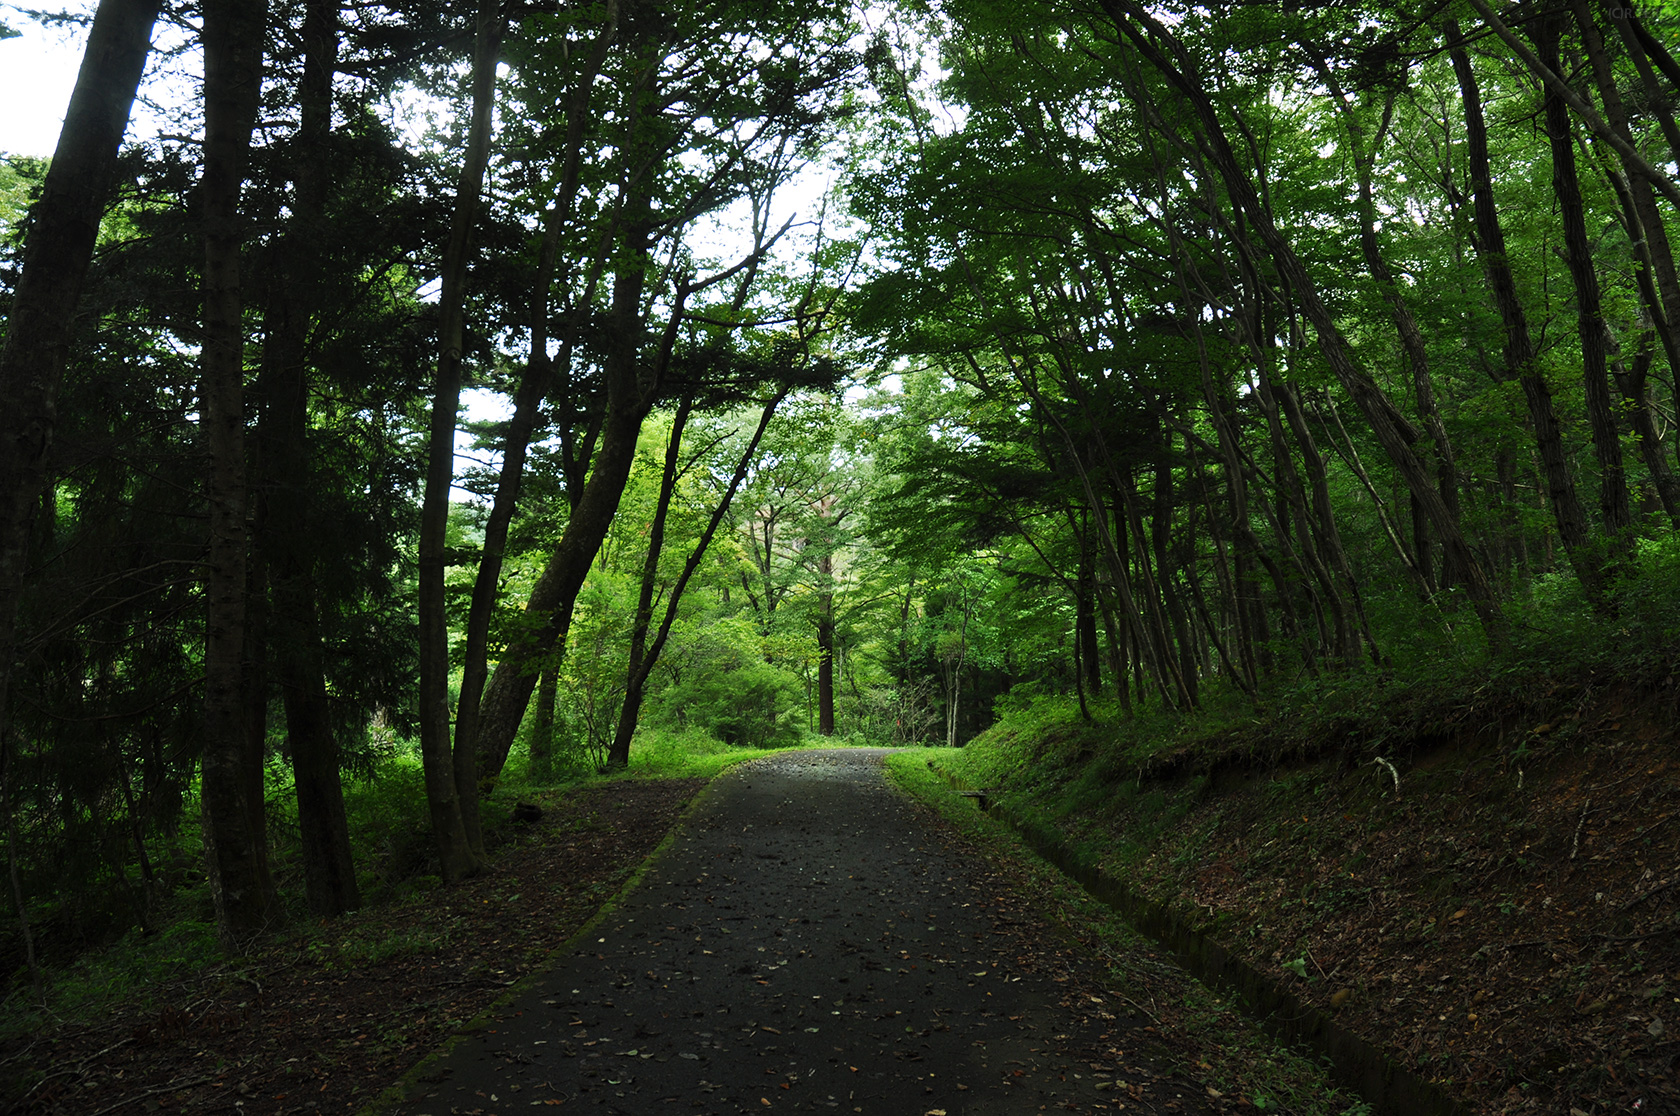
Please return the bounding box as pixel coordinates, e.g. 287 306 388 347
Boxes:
394 748 1213 1115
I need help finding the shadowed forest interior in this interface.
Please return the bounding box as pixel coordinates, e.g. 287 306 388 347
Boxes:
3 1 1680 1111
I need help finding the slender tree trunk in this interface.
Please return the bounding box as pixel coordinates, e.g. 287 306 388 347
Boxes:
817 547 836 736
2 732 43 1003
1308 58 1461 588
1615 335 1680 527
1075 532 1101 695
603 389 787 769
1576 1 1680 379
476 208 662 778
416 0 504 882
1536 17 1632 558
1149 434 1198 703
1274 379 1379 663
605 399 693 769
259 0 358 918
0 0 161 797
238 544 269 912
1450 28 1602 601
199 0 279 946
461 10 617 791
1103 0 1508 651
529 664 558 782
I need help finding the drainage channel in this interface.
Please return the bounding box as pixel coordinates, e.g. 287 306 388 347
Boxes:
964 792 1467 1116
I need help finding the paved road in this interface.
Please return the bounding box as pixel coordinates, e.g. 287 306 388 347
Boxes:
394 749 1210 1115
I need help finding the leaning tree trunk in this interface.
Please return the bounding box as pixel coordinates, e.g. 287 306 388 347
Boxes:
1449 29 1603 601
1575 0 1680 382
475 207 661 780
1536 17 1632 555
1308 56 1462 589
416 0 504 882
1101 0 1510 650
454 9 617 794
198 0 279 946
0 0 161 791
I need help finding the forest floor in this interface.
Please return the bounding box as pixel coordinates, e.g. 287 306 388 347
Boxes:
942 678 1680 1115
3 777 708 1116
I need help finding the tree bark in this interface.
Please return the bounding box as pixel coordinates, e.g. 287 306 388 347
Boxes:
416 0 504 882
199 0 279 946
456 8 617 794
256 0 359 919
1098 0 1510 653
475 205 662 779
1536 16 1632 555
0 0 161 798
1450 29 1603 601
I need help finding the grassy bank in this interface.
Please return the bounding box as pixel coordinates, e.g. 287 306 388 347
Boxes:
918 654 1680 1115
887 750 1377 1115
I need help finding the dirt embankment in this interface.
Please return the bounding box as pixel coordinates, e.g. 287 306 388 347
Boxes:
980 683 1680 1114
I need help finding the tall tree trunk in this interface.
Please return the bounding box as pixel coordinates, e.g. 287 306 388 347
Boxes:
1536 16 1633 559
416 0 504 882
1307 57 1462 588
1575 0 1680 381
1449 29 1603 602
605 399 693 769
1149 437 1198 705
817 547 836 736
1274 378 1380 663
1075 529 1101 695
1100 0 1510 652
475 205 663 778
529 663 558 782
458 8 618 792
603 389 787 770
199 0 278 946
1614 335 1680 527
0 0 161 795
259 0 358 919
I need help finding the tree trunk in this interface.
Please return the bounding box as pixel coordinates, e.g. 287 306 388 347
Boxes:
416 0 504 882
1575 0 1680 381
817 548 836 736
529 664 558 782
1075 532 1101 695
1307 58 1461 589
456 10 617 793
1536 17 1632 557
476 206 661 779
603 389 787 770
1450 29 1602 602
199 0 278 946
0 0 161 791
605 399 693 770
1100 0 1509 652
257 0 359 919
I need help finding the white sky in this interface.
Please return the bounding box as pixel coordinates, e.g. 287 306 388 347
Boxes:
0 5 92 157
